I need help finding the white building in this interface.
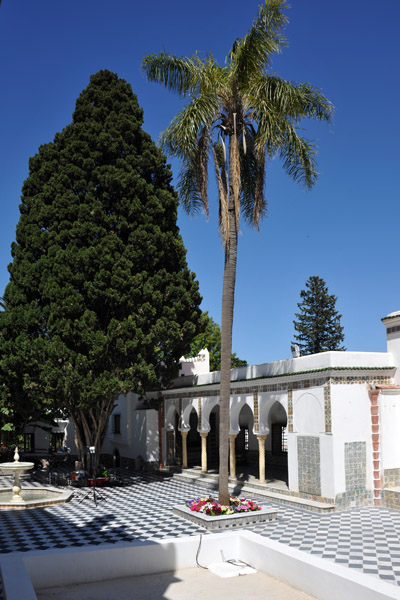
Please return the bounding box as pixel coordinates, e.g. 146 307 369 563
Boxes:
104 311 400 510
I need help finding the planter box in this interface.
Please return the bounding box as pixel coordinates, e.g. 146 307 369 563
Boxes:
173 504 278 530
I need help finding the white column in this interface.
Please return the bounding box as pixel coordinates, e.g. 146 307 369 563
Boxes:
257 435 267 484
181 431 188 469
229 434 237 478
200 433 208 473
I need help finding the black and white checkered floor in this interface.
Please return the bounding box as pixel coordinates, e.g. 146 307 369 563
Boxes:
1 471 400 588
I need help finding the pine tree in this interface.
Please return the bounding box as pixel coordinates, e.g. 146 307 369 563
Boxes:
0 70 202 465
293 276 345 355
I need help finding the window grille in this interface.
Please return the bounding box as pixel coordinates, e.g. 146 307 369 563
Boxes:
49 432 64 452
112 414 121 434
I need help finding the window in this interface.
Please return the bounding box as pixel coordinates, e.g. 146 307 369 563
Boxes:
49 432 64 452
18 433 35 452
244 428 249 451
112 414 121 434
271 424 288 455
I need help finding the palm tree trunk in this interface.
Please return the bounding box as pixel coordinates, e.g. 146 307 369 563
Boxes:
218 133 239 506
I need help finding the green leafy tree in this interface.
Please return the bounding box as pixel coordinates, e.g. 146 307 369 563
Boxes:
293 276 345 355
0 70 202 467
142 0 332 503
187 311 247 371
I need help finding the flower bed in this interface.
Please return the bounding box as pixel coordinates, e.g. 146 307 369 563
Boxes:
186 495 261 517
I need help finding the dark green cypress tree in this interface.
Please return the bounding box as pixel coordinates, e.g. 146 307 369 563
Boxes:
292 276 345 355
0 70 202 464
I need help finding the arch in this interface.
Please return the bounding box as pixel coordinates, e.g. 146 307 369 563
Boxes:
201 397 219 433
186 407 201 467
113 448 120 468
206 404 220 467
294 392 324 434
260 399 288 485
235 403 256 470
268 401 287 428
230 396 251 434
259 393 286 434
182 402 198 430
165 404 179 431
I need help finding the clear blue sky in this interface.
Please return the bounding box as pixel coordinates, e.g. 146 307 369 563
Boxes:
1 1 399 365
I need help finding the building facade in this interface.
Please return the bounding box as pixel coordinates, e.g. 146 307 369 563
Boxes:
105 311 400 509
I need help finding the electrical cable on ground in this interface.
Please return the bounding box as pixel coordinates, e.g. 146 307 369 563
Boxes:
196 534 208 569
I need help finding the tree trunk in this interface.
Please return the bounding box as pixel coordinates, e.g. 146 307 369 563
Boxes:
218 133 239 505
70 396 116 473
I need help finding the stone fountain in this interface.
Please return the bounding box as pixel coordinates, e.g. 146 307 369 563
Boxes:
0 447 73 509
0 447 34 502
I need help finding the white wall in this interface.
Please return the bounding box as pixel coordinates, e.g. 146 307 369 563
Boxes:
104 392 159 463
380 391 400 470
331 384 372 495
179 349 210 376
196 351 392 386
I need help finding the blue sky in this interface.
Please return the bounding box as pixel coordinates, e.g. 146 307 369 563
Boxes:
1 0 399 365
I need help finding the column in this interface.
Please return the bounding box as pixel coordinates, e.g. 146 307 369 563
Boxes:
369 387 381 506
257 435 267 484
229 434 237 479
181 431 188 469
200 432 208 473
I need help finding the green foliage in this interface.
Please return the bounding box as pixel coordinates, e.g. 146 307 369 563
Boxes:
143 0 333 504
293 276 345 355
0 70 202 455
187 312 247 372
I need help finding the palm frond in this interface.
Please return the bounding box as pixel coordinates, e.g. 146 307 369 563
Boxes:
141 52 203 96
160 93 220 157
239 126 267 227
178 126 211 217
178 157 207 217
199 58 229 98
248 75 333 123
278 123 318 189
229 0 289 84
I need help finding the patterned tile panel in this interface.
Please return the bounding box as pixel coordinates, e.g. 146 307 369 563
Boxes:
384 468 400 488
287 389 293 433
253 391 259 432
345 442 366 492
297 436 321 496
324 382 331 433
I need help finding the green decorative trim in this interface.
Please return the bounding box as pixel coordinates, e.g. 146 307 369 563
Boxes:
161 366 394 396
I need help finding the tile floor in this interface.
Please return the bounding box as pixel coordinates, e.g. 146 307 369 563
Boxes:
1 471 400 589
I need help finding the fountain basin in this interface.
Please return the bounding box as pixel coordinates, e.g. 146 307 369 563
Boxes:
0 487 73 509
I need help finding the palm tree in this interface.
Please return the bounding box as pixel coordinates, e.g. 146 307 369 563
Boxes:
142 0 333 504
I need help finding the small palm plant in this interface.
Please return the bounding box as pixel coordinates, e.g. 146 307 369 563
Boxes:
142 0 333 504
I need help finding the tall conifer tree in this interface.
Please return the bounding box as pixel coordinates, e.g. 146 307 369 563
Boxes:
293 276 345 355
0 70 202 465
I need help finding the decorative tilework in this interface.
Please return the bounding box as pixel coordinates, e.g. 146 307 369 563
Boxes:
382 488 400 509
287 389 293 433
297 436 321 496
166 430 175 464
163 374 391 403
178 398 182 429
331 376 391 385
253 391 259 432
345 442 366 492
384 468 400 489
198 398 202 432
324 382 332 433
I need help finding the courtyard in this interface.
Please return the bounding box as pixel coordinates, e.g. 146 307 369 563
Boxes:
1 468 400 597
